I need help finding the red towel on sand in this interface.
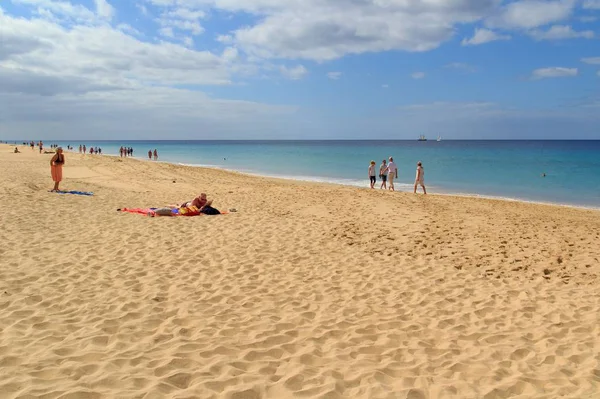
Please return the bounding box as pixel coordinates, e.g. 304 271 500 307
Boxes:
120 208 228 217
121 208 156 216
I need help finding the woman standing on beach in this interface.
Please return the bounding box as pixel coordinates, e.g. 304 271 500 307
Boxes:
368 161 377 189
414 161 427 194
50 147 65 192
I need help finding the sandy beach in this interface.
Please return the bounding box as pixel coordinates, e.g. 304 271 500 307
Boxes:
1 143 600 399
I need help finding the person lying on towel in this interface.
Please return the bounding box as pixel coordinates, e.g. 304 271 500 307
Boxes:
160 193 221 216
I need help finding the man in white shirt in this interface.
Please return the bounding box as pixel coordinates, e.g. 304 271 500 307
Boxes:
386 157 398 191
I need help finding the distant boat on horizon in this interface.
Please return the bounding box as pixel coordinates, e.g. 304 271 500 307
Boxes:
437 135 442 142
418 135 427 141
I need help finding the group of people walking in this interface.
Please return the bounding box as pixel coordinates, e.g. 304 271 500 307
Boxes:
120 147 134 157
368 157 426 194
79 145 102 154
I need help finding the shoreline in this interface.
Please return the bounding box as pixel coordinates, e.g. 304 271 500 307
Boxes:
183 162 600 212
11 142 598 210
40 145 600 212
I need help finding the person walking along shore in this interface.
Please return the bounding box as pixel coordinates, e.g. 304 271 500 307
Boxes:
414 161 427 194
379 159 387 190
368 161 377 189
386 157 398 191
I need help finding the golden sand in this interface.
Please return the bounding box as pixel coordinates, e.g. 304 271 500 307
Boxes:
1 144 599 399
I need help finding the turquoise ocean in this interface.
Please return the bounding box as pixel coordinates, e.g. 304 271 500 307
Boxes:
36 140 600 208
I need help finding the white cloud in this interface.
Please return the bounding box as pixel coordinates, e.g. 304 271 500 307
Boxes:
582 57 600 64
156 12 204 37
94 0 114 20
529 25 594 40
461 28 510 46
163 7 205 20
136 0 584 62
0 4 296 139
185 0 501 61
136 3 149 16
327 71 342 80
279 65 308 80
222 47 238 62
172 19 204 34
158 27 175 38
531 67 578 79
382 84 389 89
580 16 597 22
12 0 97 22
0 5 237 88
117 23 142 36
0 88 297 139
411 72 425 79
216 34 233 44
486 0 575 30
150 4 207 45
583 0 600 9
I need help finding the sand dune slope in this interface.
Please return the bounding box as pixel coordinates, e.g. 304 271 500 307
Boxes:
1 146 599 399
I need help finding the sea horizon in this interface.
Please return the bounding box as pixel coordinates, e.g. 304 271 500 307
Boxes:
10 139 600 142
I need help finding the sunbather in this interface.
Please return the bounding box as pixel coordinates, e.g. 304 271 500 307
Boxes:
180 193 212 210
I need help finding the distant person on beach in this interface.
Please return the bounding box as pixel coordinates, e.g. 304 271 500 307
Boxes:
83 145 86 155
368 160 377 189
386 157 398 191
148 150 152 160
153 149 158 161
379 159 387 189
14 147 20 153
39 141 43 154
50 147 65 191
414 161 427 194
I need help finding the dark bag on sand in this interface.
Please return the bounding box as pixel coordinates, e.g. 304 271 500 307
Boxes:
201 206 220 215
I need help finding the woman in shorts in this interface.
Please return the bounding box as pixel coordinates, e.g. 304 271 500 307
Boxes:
368 160 377 189
379 159 387 189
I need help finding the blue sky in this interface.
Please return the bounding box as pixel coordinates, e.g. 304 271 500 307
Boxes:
1 0 599 139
